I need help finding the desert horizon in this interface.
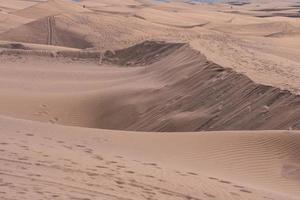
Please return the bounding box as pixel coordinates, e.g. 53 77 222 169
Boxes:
0 0 300 200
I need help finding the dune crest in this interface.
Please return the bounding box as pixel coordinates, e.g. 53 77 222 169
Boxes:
1 41 300 131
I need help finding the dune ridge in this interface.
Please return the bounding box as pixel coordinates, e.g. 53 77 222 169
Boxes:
0 41 300 132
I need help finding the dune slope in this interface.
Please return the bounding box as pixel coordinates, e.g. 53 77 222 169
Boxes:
0 41 300 131
11 0 88 20
0 116 300 200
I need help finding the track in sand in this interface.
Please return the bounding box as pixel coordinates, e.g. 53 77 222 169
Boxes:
47 16 55 45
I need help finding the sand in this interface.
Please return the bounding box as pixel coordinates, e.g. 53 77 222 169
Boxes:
0 0 300 200
1 116 300 200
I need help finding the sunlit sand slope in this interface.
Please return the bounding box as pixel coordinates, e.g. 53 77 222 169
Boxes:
0 116 299 200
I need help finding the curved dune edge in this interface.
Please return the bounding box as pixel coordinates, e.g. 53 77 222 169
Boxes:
0 115 299 200
1 41 300 131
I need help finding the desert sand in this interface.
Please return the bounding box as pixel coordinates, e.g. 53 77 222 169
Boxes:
0 0 300 200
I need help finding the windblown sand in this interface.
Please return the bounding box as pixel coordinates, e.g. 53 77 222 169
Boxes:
0 0 300 200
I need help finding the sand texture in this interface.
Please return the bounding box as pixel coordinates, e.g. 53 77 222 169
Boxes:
0 0 300 200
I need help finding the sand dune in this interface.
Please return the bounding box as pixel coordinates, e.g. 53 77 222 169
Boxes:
0 0 39 12
0 0 300 200
213 21 299 36
0 15 94 49
12 0 88 20
1 41 300 131
0 116 299 200
0 13 32 33
134 8 209 28
0 11 187 49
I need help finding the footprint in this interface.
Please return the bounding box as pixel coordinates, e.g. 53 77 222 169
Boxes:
159 190 174 196
96 165 107 169
84 148 93 153
187 172 198 176
115 180 125 185
219 180 231 184
106 161 118 164
40 104 47 108
143 162 157 166
233 185 244 188
240 189 252 193
86 172 99 177
143 174 155 178
49 117 59 124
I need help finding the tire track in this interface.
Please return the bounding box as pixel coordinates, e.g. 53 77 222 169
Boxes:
47 16 54 45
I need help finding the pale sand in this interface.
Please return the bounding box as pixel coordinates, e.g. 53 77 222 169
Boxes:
0 116 300 200
0 0 300 200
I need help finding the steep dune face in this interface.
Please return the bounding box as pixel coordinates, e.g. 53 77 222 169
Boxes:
104 41 186 65
1 41 300 131
106 42 300 131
